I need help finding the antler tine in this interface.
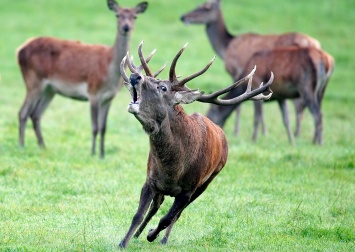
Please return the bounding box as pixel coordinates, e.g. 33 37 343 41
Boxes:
120 54 130 84
197 66 274 106
178 56 216 87
127 49 156 74
248 72 274 100
169 43 188 83
153 62 167 78
127 55 136 73
138 41 154 77
198 66 256 102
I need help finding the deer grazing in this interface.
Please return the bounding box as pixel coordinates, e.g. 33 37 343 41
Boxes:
207 46 334 144
16 0 148 158
180 0 322 143
117 41 273 248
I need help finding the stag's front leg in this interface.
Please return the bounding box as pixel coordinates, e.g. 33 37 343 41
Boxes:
147 193 191 243
119 183 155 249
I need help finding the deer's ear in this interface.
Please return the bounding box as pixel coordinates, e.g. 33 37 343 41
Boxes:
174 90 204 104
135 2 148 14
107 0 119 12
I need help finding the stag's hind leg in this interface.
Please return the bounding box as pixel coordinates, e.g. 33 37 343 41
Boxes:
159 171 221 245
147 193 192 243
134 194 165 239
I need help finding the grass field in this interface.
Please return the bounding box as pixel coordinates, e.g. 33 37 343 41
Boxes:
0 0 354 251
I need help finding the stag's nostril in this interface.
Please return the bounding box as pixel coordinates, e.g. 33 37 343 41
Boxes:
130 73 141 86
180 16 185 22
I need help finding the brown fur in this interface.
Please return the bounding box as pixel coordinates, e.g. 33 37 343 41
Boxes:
118 41 273 248
18 37 113 93
208 46 334 144
181 0 323 142
17 1 148 158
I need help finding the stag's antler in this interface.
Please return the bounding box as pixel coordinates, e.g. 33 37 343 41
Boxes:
120 41 166 83
167 43 273 105
169 43 215 88
197 66 274 105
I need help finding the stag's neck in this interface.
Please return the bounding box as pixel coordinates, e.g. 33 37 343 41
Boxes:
206 11 234 59
144 105 193 160
147 105 198 165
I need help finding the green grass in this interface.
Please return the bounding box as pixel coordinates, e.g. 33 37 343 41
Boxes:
0 0 354 251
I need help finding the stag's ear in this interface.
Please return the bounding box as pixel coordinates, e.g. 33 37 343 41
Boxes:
107 0 119 12
135 2 148 14
174 90 204 104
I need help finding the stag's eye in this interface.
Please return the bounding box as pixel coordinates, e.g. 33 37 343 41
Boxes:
158 84 167 92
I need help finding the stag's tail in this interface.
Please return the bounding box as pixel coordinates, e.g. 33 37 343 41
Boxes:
314 49 335 104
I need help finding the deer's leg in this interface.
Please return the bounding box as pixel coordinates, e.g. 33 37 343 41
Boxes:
97 101 112 159
134 194 165 239
260 101 267 136
119 183 155 249
90 100 99 156
307 100 322 145
30 91 55 148
233 105 241 135
19 93 39 147
160 171 220 245
252 101 263 141
147 192 192 243
278 100 295 145
293 98 306 137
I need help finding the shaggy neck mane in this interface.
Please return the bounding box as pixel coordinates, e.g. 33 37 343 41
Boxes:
148 105 206 166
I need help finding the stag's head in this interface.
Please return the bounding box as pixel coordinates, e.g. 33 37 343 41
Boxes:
121 42 273 132
180 0 221 25
120 41 215 120
107 0 148 35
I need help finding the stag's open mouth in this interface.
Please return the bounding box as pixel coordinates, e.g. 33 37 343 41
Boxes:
130 86 140 104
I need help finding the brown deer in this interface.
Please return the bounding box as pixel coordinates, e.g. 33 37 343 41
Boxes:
208 46 334 144
180 0 321 142
16 0 148 158
117 41 273 248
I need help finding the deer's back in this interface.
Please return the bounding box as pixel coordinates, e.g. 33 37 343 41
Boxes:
224 32 321 80
246 47 329 100
17 37 112 86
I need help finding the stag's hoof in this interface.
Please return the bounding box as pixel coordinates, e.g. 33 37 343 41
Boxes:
147 228 159 242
